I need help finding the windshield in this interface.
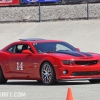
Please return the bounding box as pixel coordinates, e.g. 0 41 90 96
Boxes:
33 42 78 53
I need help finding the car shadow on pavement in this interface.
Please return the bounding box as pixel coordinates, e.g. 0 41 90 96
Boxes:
3 80 97 86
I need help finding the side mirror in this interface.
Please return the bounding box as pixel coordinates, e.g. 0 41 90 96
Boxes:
76 48 80 51
22 50 33 55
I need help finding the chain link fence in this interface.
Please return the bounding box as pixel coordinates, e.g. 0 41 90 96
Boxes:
38 0 100 22
62 0 100 3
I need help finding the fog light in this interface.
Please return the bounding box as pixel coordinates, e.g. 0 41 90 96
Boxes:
63 70 68 74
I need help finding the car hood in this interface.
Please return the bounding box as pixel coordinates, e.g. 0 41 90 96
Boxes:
45 51 100 59
56 51 92 57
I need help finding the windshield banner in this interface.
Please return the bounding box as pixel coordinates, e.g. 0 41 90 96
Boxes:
22 0 60 3
0 0 20 6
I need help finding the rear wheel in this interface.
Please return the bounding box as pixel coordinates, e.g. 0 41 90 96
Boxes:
41 62 56 85
89 79 100 84
0 67 7 84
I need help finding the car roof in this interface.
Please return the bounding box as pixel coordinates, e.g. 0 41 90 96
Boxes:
18 38 63 43
19 38 45 41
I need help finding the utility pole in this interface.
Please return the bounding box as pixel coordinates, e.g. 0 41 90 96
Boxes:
87 0 89 20
39 0 41 22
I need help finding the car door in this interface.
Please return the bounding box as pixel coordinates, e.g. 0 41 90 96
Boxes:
8 44 34 78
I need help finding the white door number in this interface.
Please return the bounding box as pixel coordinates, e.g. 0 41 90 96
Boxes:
16 62 23 70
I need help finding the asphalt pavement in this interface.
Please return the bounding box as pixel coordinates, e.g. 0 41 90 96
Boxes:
0 80 100 100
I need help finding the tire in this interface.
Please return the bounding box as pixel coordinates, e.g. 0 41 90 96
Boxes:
89 79 100 84
41 62 56 85
0 67 7 84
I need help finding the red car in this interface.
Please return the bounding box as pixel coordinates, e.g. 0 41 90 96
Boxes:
0 38 100 85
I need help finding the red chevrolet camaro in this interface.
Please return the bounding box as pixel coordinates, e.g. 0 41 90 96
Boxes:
0 38 100 85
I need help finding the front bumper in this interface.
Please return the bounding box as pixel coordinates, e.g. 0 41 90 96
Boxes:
56 65 100 80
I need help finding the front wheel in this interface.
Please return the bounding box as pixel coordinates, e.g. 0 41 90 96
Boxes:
41 62 56 85
89 79 100 84
0 67 7 84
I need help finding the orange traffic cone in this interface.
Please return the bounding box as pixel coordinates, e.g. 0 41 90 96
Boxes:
66 87 74 100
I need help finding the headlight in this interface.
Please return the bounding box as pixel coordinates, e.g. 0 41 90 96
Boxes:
62 60 75 65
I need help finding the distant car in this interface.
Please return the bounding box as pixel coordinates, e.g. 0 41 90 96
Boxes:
0 38 100 85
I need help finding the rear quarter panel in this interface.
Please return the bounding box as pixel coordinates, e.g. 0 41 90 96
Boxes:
0 51 12 79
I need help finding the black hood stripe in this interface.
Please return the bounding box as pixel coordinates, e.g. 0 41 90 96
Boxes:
80 52 92 57
56 51 92 57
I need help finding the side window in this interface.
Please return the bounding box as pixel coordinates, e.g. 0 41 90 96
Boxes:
7 44 33 54
15 44 33 53
8 46 14 53
15 45 23 53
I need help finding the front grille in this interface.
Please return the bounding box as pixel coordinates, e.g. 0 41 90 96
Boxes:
75 60 98 65
72 71 100 76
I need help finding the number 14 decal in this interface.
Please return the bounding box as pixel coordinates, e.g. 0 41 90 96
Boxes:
16 62 23 70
